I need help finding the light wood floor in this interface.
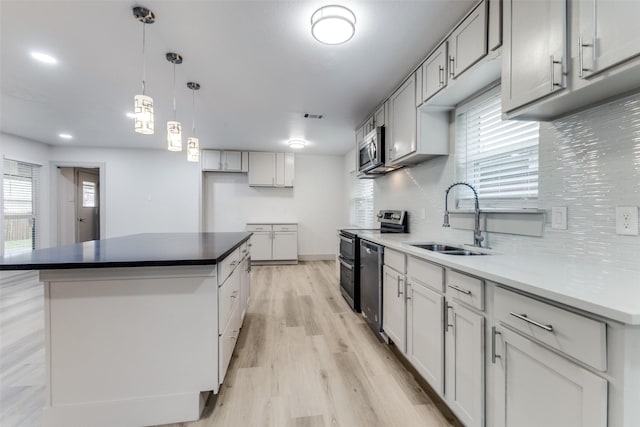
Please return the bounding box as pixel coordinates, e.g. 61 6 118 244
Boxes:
162 261 454 427
0 262 454 427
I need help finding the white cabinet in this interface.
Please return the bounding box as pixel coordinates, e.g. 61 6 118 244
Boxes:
239 247 251 321
445 300 485 427
488 0 502 51
492 325 607 427
202 150 248 172
382 265 406 352
388 73 418 163
374 103 386 128
422 43 448 103
502 0 567 113
406 281 445 396
447 0 488 80
248 152 294 187
246 223 297 263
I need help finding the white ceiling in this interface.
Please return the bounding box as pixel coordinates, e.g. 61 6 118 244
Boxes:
0 0 474 155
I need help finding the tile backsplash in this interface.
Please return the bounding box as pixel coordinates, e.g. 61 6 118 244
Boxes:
374 92 640 272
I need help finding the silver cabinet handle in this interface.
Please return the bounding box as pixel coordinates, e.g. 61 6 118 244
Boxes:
579 36 593 78
449 56 455 77
447 284 472 295
438 65 444 86
397 276 403 297
509 312 553 332
231 290 238 298
230 260 238 267
550 55 563 91
339 236 353 244
338 257 353 271
446 304 454 332
491 326 502 364
405 282 411 300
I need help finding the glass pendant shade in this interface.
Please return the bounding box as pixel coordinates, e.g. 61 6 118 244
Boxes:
167 121 182 151
134 94 154 134
187 137 200 162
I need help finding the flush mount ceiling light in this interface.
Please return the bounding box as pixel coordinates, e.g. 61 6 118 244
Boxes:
186 82 201 162
166 52 183 152
58 133 73 139
311 5 356 45
30 52 57 64
133 6 155 135
289 139 306 149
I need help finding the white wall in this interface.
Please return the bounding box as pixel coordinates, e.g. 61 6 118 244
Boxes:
348 92 640 272
204 154 345 257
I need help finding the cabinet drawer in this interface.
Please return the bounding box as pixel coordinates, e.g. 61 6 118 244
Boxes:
239 241 249 259
219 301 241 384
246 224 273 232
384 248 406 274
219 270 240 332
407 256 444 292
446 270 484 311
218 248 240 284
494 287 607 371
273 224 297 232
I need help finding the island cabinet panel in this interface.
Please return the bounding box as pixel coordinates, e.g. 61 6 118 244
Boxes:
382 265 407 352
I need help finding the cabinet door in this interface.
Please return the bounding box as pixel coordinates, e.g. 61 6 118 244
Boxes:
407 282 444 395
275 153 285 186
448 0 488 79
250 231 272 260
374 103 386 127
283 153 294 187
502 0 566 112
578 0 640 79
223 151 243 172
248 152 276 186
364 116 374 133
201 150 222 171
272 231 297 260
493 326 607 427
388 74 417 163
382 265 406 352
445 301 484 427
239 257 250 321
356 125 365 145
488 0 502 51
422 42 448 102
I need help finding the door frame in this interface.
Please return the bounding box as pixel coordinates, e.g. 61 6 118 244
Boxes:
50 161 106 246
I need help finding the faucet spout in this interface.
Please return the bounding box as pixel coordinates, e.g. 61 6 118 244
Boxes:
443 182 484 248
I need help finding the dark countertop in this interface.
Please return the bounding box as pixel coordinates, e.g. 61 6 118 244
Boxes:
0 232 252 270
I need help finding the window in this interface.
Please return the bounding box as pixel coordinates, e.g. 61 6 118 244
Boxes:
82 181 97 208
3 159 41 255
350 172 374 227
455 87 539 208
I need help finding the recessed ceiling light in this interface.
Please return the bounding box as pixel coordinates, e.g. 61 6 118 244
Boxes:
289 139 306 149
30 51 57 64
58 133 73 140
311 5 356 45
126 112 136 119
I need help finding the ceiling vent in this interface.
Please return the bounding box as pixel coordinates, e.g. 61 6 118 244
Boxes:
304 113 324 119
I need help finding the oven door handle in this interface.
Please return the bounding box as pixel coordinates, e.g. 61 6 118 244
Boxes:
338 257 354 271
339 235 354 244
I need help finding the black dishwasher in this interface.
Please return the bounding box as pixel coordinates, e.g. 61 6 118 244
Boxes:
360 239 384 339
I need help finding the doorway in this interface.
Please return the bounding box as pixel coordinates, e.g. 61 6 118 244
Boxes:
57 167 100 244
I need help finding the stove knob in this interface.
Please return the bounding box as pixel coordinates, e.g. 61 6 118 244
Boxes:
393 214 400 220
377 213 383 218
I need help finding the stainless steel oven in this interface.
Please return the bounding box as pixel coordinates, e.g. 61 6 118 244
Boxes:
358 127 384 174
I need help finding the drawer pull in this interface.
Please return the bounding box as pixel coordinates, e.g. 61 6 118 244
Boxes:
510 312 553 332
231 291 238 298
446 304 454 332
491 326 502 364
448 284 472 295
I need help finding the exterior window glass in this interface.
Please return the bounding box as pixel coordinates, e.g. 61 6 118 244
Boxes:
3 159 41 255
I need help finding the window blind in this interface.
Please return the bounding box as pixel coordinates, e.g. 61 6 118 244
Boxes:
350 172 374 227
455 88 539 207
3 159 41 255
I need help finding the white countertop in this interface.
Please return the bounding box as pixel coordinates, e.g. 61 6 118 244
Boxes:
356 232 640 325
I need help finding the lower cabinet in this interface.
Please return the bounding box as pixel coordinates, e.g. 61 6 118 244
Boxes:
445 300 485 427
246 223 298 263
492 325 607 427
382 265 406 352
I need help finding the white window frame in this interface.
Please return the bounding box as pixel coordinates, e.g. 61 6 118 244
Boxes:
3 158 41 255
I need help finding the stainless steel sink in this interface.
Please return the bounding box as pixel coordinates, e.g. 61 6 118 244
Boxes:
407 242 489 256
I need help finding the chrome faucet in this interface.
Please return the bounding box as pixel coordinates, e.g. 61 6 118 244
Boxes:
443 182 484 248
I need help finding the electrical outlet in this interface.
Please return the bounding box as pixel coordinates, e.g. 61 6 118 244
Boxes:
616 206 638 236
551 206 567 230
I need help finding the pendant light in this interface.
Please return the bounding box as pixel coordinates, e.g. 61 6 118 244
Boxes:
132 7 155 135
166 52 183 151
186 82 201 162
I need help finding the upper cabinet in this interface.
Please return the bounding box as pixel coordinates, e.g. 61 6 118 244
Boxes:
202 150 248 172
488 0 502 51
248 152 294 187
388 73 418 163
502 0 567 113
447 0 488 80
422 43 449 103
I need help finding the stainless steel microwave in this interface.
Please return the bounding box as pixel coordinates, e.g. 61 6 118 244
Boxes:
358 127 385 174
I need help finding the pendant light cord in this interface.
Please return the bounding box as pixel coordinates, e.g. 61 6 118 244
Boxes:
172 62 177 121
192 89 196 136
141 22 147 95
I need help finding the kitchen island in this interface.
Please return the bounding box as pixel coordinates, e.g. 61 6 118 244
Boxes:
0 232 252 427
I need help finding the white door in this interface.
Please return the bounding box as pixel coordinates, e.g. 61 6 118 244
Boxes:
502 0 566 112
223 151 242 172
493 325 608 427
445 300 484 427
422 42 448 102
448 0 487 79
272 231 297 260
250 231 272 260
248 152 275 186
407 282 444 395
388 74 417 163
578 0 640 78
202 150 222 171
76 169 99 243
382 265 406 352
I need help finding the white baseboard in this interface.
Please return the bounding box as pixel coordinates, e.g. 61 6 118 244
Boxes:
298 254 335 261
